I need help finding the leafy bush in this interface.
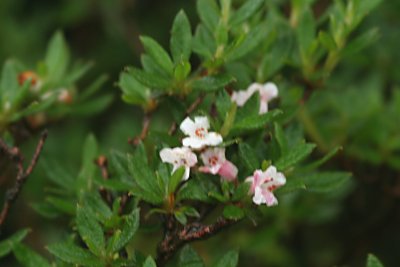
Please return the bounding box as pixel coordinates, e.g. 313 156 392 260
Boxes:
0 0 395 266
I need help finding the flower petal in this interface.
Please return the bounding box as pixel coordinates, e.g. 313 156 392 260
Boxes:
182 137 206 149
218 160 238 181
204 132 223 146
253 186 266 205
180 117 196 136
160 148 177 164
194 116 210 130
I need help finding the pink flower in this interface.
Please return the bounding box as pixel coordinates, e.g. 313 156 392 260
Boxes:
245 166 286 206
180 116 223 149
231 82 278 114
199 148 238 181
159 147 198 181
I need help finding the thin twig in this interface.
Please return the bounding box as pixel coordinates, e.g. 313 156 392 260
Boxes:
129 113 152 145
156 217 237 265
0 130 48 228
168 95 205 135
95 155 113 205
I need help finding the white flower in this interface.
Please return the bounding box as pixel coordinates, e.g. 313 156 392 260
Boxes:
180 116 223 149
231 82 279 114
199 147 238 181
245 165 286 206
159 147 198 181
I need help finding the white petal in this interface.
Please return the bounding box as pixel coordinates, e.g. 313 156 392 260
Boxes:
259 101 268 114
247 83 263 95
260 82 278 101
263 82 278 97
253 186 266 205
194 116 210 130
204 132 223 146
231 91 251 106
265 165 277 178
184 149 198 166
182 137 206 149
180 117 196 136
160 148 177 164
183 166 191 181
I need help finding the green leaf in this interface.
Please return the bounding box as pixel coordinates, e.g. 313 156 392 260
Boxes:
140 36 173 75
356 0 382 19
274 122 288 154
174 60 191 81
275 142 316 171
223 205 244 220
318 31 337 51
128 143 164 204
342 28 379 57
226 23 268 62
76 204 105 257
71 94 113 116
302 146 342 171
238 142 259 171
296 8 316 56
215 250 239 267
82 192 113 222
191 74 235 92
119 71 150 105
45 31 70 82
127 67 171 89
302 172 351 193
108 209 140 253
0 228 30 258
41 158 75 191
260 24 292 79
220 102 236 137
216 89 231 120
192 25 216 59
141 54 171 78
229 0 263 26
232 182 250 201
178 245 204 267
182 206 200 218
13 244 51 267
65 61 93 85
47 242 105 267
275 179 306 195
46 196 75 215
168 166 185 194
77 134 98 194
175 211 188 225
177 176 217 203
143 256 157 267
231 109 282 134
171 10 192 63
366 254 384 267
197 0 220 31
80 74 108 102
1 59 21 103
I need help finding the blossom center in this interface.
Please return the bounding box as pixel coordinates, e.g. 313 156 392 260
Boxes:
195 127 207 138
208 156 219 166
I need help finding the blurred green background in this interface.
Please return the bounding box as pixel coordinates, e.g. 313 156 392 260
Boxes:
0 0 399 266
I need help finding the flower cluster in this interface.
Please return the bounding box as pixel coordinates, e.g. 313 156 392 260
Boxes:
231 82 278 114
160 116 237 181
160 114 286 206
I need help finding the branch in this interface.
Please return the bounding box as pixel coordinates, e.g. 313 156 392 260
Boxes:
0 130 48 228
129 113 152 146
168 95 205 135
95 155 113 205
156 217 237 265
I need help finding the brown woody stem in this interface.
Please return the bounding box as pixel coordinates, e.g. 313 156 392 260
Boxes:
156 217 237 266
0 130 48 228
